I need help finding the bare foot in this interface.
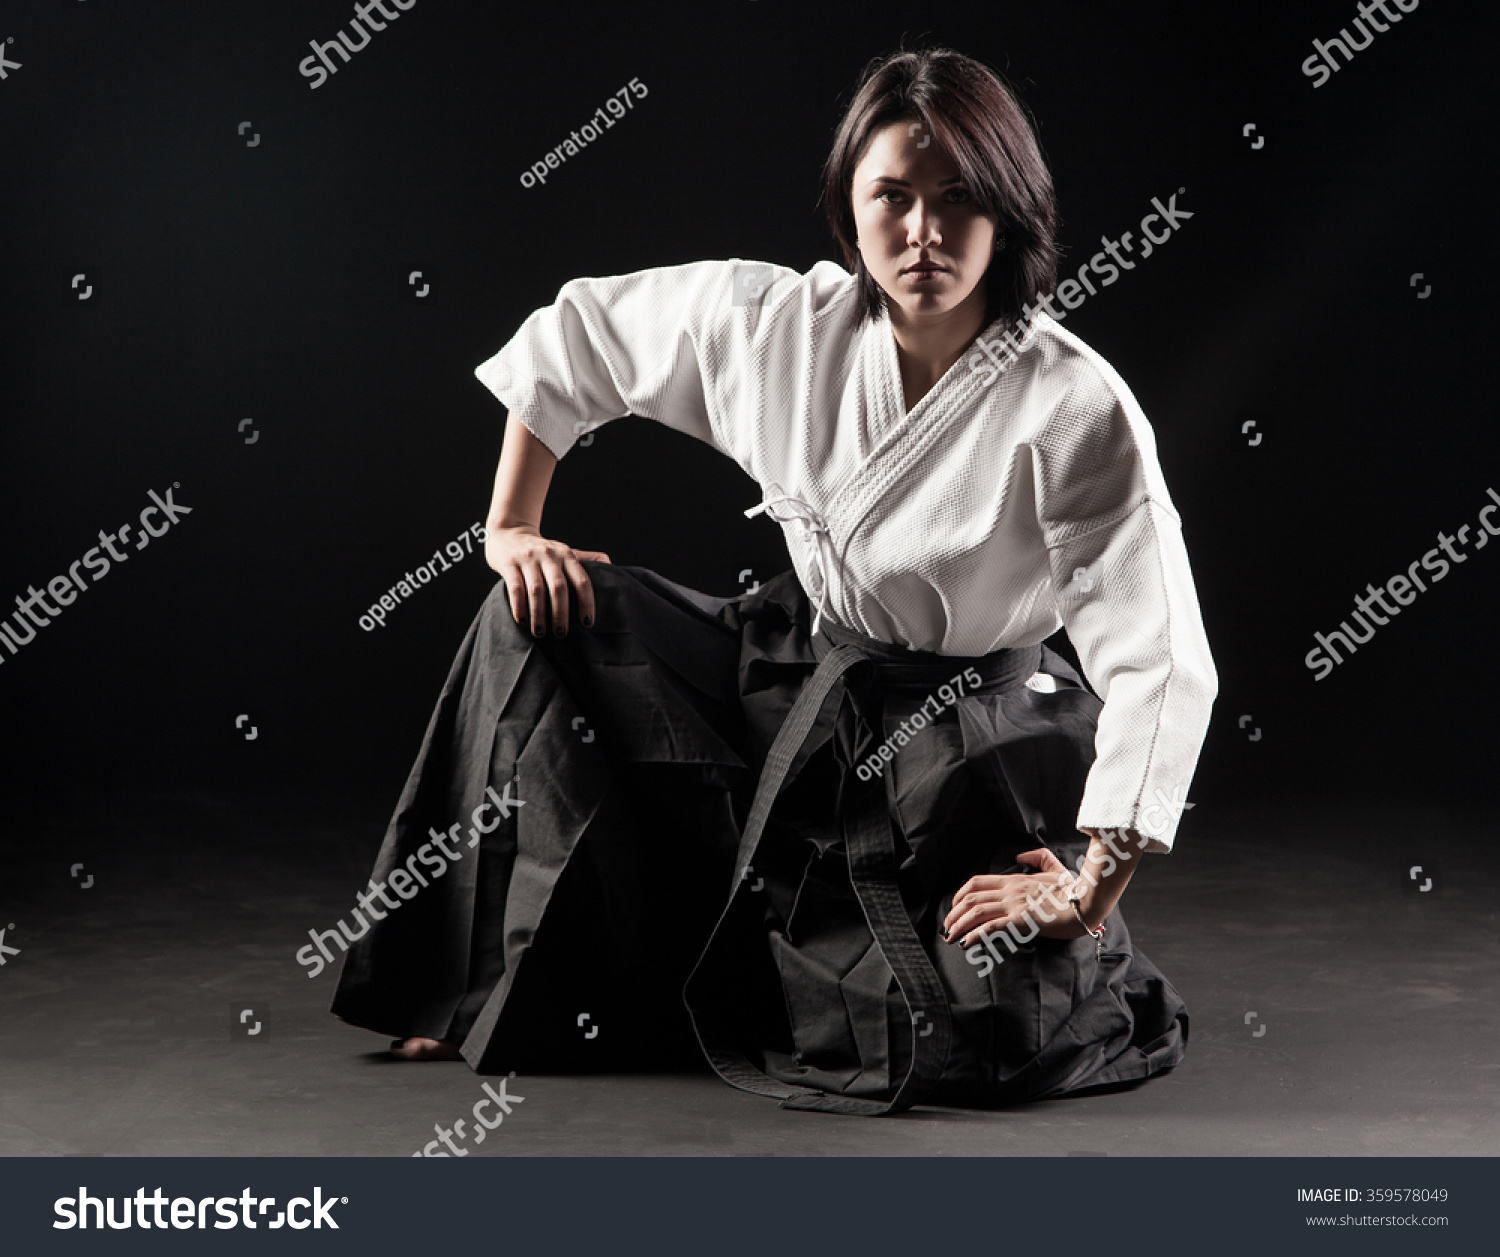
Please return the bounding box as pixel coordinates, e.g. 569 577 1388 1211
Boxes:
389 1036 462 1061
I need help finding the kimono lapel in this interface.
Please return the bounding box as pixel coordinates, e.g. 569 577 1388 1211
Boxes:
762 306 1027 637
824 307 1013 537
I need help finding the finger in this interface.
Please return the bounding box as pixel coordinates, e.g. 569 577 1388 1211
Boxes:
951 875 1004 904
955 911 1015 948
500 564 529 631
1037 852 1068 876
961 924 1019 949
944 887 997 929
539 553 571 635
946 902 1015 942
956 887 1061 940
943 889 1010 933
524 565 550 638
963 900 1050 945
947 876 1019 914
560 551 596 628
573 550 612 564
944 904 985 942
942 888 1026 936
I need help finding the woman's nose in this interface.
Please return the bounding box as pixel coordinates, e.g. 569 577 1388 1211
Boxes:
907 204 941 246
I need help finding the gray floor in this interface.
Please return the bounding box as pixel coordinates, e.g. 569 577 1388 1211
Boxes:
1 790 1496 1157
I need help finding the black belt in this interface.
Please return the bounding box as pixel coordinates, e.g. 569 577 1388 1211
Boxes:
685 623 1041 1116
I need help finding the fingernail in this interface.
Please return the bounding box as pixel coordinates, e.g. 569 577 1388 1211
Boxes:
582 614 593 628
554 626 566 637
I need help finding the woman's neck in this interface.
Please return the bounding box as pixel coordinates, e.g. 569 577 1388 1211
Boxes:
887 290 990 413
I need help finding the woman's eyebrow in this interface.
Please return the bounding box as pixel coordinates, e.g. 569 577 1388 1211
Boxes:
865 175 965 188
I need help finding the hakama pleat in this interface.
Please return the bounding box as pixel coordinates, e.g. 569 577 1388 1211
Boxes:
331 564 1187 1110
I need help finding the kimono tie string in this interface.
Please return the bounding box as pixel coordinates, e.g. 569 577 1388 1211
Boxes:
743 485 842 636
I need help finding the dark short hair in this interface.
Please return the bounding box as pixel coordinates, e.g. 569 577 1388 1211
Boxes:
821 47 1059 328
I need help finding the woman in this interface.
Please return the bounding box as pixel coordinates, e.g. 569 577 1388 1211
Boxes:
331 47 1217 1114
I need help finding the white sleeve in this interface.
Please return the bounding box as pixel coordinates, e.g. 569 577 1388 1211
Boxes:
1029 355 1217 854
473 259 793 461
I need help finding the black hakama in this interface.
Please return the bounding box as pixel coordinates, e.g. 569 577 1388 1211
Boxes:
330 564 1187 1114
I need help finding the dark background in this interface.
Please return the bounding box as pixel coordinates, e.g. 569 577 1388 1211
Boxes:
1 0 1494 832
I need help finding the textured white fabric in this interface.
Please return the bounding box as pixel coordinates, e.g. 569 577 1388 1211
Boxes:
474 259 1217 851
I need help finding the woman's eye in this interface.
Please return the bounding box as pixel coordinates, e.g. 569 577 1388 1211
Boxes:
876 188 971 206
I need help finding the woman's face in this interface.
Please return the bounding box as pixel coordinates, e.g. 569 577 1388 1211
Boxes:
851 120 1000 328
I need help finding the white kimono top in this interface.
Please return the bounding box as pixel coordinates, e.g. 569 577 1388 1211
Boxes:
474 259 1217 852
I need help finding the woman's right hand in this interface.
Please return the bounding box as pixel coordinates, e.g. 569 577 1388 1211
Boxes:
485 524 611 637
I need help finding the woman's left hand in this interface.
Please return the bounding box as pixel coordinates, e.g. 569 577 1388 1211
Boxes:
942 847 1089 946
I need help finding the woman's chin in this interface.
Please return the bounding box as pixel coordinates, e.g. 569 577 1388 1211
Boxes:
888 291 964 322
